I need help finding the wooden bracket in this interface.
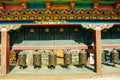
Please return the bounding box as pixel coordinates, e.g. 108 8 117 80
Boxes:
70 1 75 9
46 1 51 9
21 2 27 9
0 2 4 9
116 1 120 9
93 2 99 10
93 1 115 10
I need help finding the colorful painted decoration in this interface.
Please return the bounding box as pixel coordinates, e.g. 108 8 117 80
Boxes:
29 28 35 33
45 28 50 32
59 28 64 32
74 28 79 32
117 27 120 31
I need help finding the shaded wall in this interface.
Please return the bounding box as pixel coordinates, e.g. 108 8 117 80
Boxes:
10 26 94 46
9 26 120 47
101 26 120 44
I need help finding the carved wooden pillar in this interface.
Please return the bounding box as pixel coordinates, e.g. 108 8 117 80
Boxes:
1 28 10 76
94 25 102 74
81 24 114 74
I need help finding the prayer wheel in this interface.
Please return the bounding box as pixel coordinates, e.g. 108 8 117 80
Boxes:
48 51 57 69
110 49 119 67
79 50 87 68
18 51 27 69
118 50 120 64
64 50 72 69
102 50 105 64
33 51 42 69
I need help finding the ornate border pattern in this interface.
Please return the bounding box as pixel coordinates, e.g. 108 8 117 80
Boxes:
0 24 21 31
0 9 120 21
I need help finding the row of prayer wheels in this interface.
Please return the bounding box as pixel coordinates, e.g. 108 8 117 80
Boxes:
102 49 119 67
18 50 87 69
18 49 120 69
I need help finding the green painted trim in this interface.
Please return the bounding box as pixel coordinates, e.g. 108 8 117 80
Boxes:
99 1 116 5
2 2 21 5
75 1 93 8
0 0 118 1
28 2 45 4
51 1 70 4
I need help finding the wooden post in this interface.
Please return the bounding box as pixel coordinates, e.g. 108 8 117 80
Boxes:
94 25 102 74
1 28 10 76
86 53 90 66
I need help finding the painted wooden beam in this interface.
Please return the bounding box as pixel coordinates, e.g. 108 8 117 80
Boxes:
81 24 114 30
50 4 70 9
102 45 120 49
0 24 21 32
11 45 94 50
10 45 120 51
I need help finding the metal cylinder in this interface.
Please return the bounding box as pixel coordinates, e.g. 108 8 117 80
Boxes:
18 51 26 69
102 50 105 64
33 53 42 68
110 49 119 66
118 50 120 64
48 52 57 69
64 50 72 65
79 50 87 66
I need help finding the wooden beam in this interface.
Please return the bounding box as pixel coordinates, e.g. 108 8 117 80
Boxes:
94 27 102 74
1 29 10 76
10 45 120 50
50 4 70 9
102 45 120 49
23 24 81 27
11 45 94 50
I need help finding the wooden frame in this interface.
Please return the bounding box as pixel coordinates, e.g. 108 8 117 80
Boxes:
11 45 120 50
1 24 120 77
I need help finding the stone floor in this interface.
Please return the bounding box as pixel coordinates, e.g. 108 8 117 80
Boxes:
9 65 94 74
8 64 120 74
0 64 120 80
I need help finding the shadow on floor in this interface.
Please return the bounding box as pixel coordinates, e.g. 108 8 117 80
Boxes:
103 63 113 67
85 66 95 72
9 65 16 72
73 64 95 72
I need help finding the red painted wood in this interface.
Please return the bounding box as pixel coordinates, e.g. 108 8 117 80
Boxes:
98 5 115 10
4 4 23 10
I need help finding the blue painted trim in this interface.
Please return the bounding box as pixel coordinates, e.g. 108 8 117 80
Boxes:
0 20 120 25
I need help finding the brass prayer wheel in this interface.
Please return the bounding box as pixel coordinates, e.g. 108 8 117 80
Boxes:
102 50 105 64
18 51 27 69
48 51 57 69
118 50 120 64
79 50 87 68
64 50 72 68
110 49 119 67
33 52 42 69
